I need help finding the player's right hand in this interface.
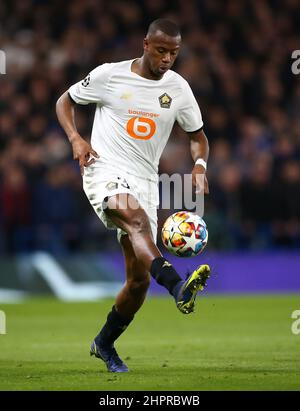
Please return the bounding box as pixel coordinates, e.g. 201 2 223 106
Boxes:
71 135 99 175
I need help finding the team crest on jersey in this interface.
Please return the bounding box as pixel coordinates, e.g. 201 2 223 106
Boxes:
159 93 172 109
81 74 90 87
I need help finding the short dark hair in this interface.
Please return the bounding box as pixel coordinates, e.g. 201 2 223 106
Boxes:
147 19 181 38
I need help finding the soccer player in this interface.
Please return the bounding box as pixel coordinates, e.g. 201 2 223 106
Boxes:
56 19 210 373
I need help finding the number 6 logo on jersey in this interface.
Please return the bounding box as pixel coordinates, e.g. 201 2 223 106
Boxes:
126 117 156 140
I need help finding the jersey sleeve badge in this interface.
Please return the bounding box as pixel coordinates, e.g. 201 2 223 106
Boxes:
81 73 91 87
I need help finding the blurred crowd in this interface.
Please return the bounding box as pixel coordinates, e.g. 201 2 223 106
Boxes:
0 0 300 255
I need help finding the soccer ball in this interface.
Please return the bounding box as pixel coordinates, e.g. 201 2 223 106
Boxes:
161 211 208 257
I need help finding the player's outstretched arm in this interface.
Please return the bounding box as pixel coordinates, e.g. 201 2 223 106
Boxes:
188 129 209 195
56 91 99 175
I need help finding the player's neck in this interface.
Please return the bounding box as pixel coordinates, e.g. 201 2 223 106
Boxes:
131 57 163 81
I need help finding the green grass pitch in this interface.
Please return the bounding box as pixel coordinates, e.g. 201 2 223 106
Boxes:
0 294 299 390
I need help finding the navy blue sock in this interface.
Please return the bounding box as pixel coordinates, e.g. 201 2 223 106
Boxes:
172 280 184 300
95 306 133 347
150 257 182 296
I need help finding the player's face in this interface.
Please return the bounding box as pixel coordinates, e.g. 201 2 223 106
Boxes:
144 31 181 78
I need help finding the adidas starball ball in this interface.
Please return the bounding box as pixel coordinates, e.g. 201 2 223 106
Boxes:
161 211 208 257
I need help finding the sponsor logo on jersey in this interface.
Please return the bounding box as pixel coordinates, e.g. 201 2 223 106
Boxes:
159 93 172 108
128 109 159 118
126 117 156 140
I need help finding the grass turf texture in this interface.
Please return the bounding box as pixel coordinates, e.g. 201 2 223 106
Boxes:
0 295 299 391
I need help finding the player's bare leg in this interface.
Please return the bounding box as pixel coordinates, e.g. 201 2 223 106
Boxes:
105 193 161 271
90 233 150 372
116 234 150 319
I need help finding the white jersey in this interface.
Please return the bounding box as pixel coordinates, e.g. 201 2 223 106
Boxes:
68 59 203 180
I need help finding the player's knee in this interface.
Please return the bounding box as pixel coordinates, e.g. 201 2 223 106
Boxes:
127 274 150 296
128 215 151 236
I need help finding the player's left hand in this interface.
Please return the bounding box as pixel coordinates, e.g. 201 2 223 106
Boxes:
192 164 209 194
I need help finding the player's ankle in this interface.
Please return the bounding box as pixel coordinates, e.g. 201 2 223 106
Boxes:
150 257 182 294
94 336 112 349
172 280 184 300
96 305 134 348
